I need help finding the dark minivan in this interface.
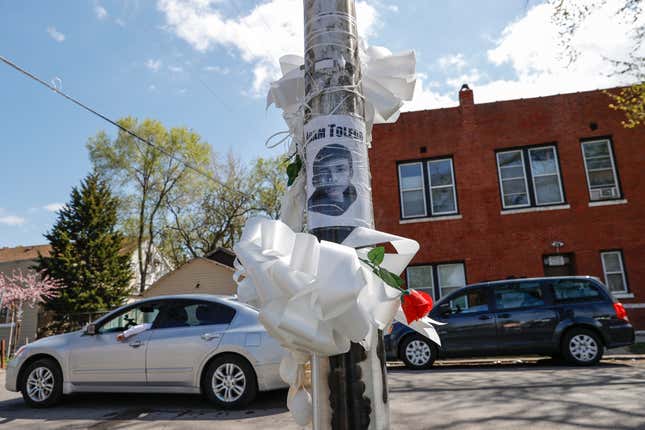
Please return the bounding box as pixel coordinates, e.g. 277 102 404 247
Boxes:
385 276 634 368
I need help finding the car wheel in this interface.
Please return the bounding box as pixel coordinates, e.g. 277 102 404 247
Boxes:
562 328 603 366
20 358 63 408
400 334 436 369
203 355 258 409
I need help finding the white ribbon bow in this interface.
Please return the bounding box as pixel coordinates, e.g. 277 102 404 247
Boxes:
266 45 416 148
233 217 442 426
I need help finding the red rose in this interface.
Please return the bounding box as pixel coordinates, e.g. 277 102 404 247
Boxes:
402 289 433 324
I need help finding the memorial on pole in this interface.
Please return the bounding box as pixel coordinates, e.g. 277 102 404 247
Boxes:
233 1 443 429
303 1 384 428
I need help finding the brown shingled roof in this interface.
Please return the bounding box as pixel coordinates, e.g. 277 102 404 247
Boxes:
0 245 52 263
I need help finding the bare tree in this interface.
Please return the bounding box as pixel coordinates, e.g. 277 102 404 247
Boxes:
551 0 644 127
161 154 286 266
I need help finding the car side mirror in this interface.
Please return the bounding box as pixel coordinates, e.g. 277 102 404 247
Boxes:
438 303 451 315
85 323 96 336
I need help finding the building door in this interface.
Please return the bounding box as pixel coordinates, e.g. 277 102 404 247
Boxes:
543 253 575 277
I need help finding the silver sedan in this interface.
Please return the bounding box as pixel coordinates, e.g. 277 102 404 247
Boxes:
5 294 287 408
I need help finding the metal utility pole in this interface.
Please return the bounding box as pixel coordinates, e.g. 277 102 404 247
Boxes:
304 1 389 428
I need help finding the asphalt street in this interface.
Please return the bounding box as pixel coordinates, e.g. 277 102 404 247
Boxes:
1 358 644 429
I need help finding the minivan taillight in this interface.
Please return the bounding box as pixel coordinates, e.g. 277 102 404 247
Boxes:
613 302 629 321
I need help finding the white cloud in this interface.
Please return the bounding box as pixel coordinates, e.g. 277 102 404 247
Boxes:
403 77 457 112
115 18 126 27
386 5 399 13
46 26 65 42
148 84 157 91
43 203 64 212
478 0 638 103
446 69 482 89
145 58 162 71
168 65 184 73
438 53 466 71
406 0 642 111
203 65 230 74
157 0 379 95
0 209 26 226
95 4 108 20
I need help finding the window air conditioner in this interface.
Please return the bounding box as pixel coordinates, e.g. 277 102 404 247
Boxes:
591 187 617 200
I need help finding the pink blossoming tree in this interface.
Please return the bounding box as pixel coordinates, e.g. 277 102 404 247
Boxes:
0 269 61 356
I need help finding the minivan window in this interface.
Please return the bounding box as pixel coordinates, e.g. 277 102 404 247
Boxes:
553 280 602 301
495 282 545 310
450 288 489 314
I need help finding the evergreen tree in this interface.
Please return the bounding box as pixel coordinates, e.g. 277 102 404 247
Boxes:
37 173 132 327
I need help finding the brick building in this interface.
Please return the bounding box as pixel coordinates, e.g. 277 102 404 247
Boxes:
370 86 645 331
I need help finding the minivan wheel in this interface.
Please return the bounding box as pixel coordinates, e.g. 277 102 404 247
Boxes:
400 334 437 369
203 355 258 409
562 328 603 366
20 358 63 408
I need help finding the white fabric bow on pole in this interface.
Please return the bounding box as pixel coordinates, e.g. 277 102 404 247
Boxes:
267 45 416 147
233 217 442 426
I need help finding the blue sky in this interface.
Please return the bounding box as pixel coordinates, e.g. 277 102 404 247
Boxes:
0 0 638 247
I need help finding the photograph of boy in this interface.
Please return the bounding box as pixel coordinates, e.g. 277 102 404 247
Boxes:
308 143 358 216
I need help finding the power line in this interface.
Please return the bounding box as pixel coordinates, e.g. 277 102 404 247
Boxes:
0 54 254 199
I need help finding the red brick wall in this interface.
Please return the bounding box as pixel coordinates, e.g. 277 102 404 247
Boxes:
370 87 645 329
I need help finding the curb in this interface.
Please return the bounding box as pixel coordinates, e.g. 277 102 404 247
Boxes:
388 355 644 367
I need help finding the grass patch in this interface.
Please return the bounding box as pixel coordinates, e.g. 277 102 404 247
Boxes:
629 343 645 354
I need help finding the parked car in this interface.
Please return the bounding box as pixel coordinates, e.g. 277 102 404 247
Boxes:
386 276 634 369
6 294 286 408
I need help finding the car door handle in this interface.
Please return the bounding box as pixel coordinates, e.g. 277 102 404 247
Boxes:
129 340 143 348
498 313 511 319
201 333 221 341
478 315 491 320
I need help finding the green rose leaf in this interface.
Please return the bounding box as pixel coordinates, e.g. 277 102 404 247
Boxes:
378 267 404 289
286 155 302 186
367 246 385 266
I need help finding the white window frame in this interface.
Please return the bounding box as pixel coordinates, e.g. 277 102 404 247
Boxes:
527 146 565 206
406 262 467 300
427 159 458 216
581 139 621 201
437 263 466 298
496 150 530 209
601 251 628 294
406 265 435 300
398 162 427 219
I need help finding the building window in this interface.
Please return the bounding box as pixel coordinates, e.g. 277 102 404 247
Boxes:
406 265 434 298
406 262 466 300
601 251 628 294
427 159 458 215
398 162 427 218
581 139 621 201
496 145 564 209
0 307 9 324
437 263 466 298
398 158 458 219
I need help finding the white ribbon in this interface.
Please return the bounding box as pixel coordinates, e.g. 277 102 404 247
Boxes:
266 45 416 147
233 217 442 426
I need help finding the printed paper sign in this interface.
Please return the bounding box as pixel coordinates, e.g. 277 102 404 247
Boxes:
305 115 373 230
